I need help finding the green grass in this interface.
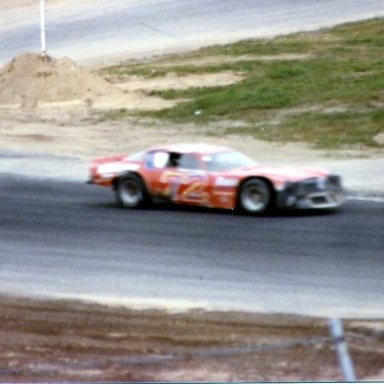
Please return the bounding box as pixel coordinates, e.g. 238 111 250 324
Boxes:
98 18 384 149
225 110 384 149
94 108 130 122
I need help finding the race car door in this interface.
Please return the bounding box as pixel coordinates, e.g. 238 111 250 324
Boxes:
149 151 210 206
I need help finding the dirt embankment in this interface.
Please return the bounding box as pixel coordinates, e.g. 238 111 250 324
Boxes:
0 53 176 111
1 296 384 382
0 53 120 107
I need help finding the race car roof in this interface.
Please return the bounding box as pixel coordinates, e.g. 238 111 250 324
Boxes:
148 143 231 155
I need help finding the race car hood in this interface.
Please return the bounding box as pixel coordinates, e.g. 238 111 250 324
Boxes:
228 165 329 185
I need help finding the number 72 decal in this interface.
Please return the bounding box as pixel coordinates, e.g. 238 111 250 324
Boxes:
160 171 209 203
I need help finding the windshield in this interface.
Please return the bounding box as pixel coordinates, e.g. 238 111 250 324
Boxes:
202 151 257 172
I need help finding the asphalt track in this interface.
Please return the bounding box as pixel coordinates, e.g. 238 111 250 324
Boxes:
0 174 383 318
1 0 384 65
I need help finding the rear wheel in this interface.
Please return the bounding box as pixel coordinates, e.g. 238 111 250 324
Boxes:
116 174 148 208
238 178 272 214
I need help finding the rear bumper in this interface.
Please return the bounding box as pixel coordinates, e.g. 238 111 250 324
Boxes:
276 175 345 210
86 176 113 187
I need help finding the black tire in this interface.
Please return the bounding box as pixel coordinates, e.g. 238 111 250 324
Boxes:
116 174 149 208
238 178 272 215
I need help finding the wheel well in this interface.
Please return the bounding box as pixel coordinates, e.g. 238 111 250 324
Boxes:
236 177 276 208
112 172 144 192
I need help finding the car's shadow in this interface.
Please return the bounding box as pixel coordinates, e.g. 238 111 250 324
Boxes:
90 199 342 218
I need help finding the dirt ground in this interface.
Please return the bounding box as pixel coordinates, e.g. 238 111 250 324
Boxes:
1 53 381 164
0 47 383 382
1 295 384 382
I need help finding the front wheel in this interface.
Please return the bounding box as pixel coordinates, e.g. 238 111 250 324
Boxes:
238 178 273 215
116 174 149 208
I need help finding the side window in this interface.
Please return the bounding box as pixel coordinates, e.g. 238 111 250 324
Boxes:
178 154 200 170
144 151 169 169
144 151 200 170
168 152 181 167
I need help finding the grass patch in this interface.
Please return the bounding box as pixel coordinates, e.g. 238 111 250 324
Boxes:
282 110 384 148
99 18 384 148
100 63 223 79
226 110 384 149
94 108 131 122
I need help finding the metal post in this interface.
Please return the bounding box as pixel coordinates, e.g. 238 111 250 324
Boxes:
329 318 356 382
40 0 46 58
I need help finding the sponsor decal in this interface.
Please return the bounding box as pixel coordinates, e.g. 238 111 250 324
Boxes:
214 176 238 187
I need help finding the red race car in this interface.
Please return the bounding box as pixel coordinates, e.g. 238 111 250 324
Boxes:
88 143 345 214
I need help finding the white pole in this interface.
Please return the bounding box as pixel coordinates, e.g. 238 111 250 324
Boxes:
329 318 356 381
40 0 46 58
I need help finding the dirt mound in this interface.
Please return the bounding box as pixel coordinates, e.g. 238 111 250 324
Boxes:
0 52 122 107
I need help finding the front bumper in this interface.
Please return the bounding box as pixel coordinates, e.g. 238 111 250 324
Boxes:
277 175 345 210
